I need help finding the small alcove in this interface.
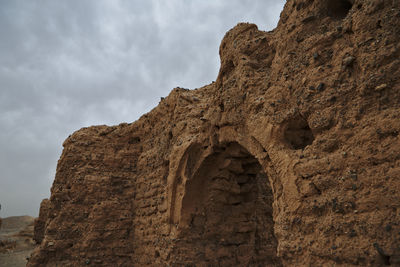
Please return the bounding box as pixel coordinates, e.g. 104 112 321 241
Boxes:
326 0 353 20
284 116 315 150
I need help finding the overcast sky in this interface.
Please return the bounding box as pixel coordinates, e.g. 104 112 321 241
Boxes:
0 0 285 217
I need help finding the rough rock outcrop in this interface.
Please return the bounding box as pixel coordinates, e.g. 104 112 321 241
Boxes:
29 0 400 266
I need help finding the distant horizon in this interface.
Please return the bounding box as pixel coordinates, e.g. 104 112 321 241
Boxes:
0 215 35 219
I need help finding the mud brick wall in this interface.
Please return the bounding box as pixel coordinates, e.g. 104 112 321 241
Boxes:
29 0 400 266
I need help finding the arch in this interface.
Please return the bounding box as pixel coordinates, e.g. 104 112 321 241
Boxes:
169 142 206 226
169 142 282 266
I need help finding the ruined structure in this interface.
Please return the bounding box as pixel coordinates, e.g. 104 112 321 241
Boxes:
29 0 400 266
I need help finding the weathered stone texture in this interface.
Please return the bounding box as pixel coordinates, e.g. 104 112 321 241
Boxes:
29 0 400 266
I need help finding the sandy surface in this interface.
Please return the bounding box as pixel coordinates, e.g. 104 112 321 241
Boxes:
0 216 36 267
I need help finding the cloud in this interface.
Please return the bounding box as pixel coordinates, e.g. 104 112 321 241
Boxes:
0 0 285 217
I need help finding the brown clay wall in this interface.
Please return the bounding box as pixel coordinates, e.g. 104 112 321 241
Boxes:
29 0 400 266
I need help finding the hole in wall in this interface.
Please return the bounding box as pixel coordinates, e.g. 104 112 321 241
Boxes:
326 0 353 19
377 20 382 29
128 136 141 144
219 103 225 112
284 116 315 149
171 142 281 266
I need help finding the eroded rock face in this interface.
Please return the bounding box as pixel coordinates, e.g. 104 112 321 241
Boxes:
28 0 400 266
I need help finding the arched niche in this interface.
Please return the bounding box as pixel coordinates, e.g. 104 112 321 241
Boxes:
169 142 281 266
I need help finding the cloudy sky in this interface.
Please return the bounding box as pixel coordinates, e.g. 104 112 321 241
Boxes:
0 0 285 217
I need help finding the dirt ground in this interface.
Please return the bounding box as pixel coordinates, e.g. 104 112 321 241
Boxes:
0 216 36 267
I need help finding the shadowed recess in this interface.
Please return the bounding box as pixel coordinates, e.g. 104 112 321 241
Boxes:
171 142 281 266
284 116 314 150
326 0 353 19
